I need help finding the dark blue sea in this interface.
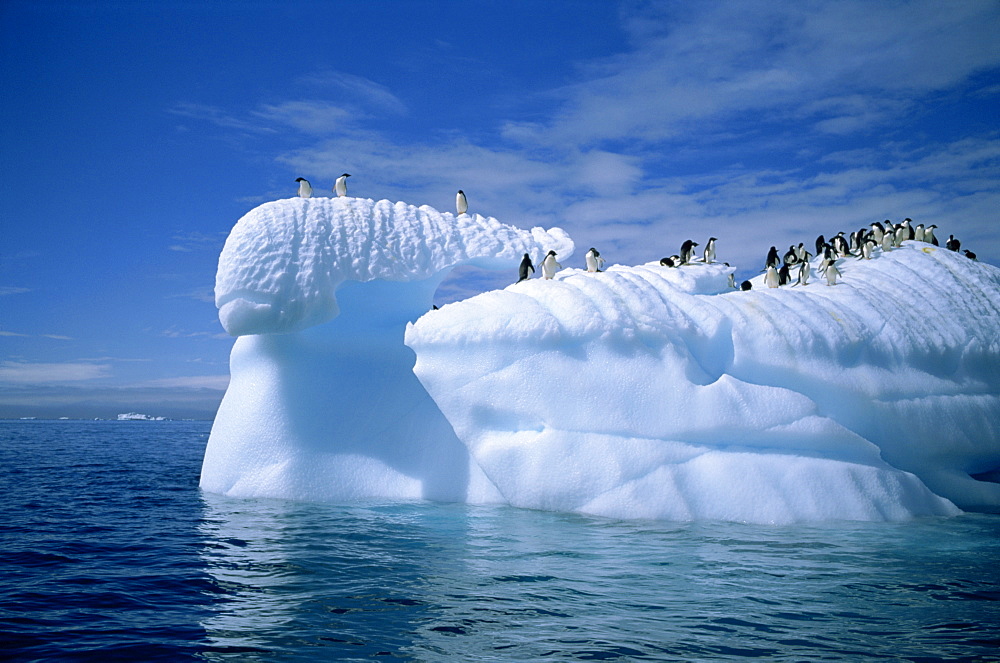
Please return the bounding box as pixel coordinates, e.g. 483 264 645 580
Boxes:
1 420 999 662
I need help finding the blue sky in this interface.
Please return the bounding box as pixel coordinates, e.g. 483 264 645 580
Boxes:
1 0 998 419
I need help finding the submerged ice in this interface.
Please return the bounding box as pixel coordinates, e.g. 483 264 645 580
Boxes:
202 195 1000 524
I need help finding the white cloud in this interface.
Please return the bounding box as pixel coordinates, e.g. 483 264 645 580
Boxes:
138 375 229 390
0 286 30 296
0 361 111 385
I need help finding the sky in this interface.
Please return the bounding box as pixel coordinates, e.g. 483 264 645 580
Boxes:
1 0 998 420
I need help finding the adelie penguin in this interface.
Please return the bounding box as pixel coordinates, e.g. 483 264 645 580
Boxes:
680 239 698 265
783 245 799 266
585 248 605 272
295 177 312 198
795 261 810 286
456 190 469 216
517 253 535 282
702 237 717 263
824 262 841 286
963 249 977 261
764 265 780 288
333 173 351 197
946 235 961 252
541 250 561 279
765 246 780 270
659 256 679 267
740 280 753 291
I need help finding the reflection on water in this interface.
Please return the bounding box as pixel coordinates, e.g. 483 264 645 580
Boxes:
197 493 1000 661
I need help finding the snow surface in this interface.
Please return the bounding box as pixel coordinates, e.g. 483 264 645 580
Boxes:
203 195 1000 524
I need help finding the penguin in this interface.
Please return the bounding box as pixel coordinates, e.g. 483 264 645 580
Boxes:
870 222 884 244
659 256 679 267
778 264 791 286
295 177 312 198
860 240 875 260
815 235 826 256
765 246 780 269
333 173 351 197
849 231 860 254
795 243 810 263
680 240 699 265
925 224 938 246
585 248 605 272
881 230 894 252
903 218 915 240
783 246 799 266
518 253 535 282
833 232 850 256
963 249 977 260
541 250 561 279
702 237 717 263
728 271 736 289
456 190 469 215
765 265 780 288
740 280 753 291
946 235 961 252
796 261 810 286
914 224 925 242
894 224 907 247
824 261 841 286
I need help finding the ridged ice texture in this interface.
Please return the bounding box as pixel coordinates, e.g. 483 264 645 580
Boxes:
406 243 1000 523
216 197 573 336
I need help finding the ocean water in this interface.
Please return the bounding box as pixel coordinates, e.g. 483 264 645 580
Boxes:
1 421 999 662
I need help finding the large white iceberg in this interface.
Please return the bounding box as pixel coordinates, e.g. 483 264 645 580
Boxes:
202 196 571 503
202 195 1000 524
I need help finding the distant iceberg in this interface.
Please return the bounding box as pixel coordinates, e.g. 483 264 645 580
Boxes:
118 413 167 421
201 195 1000 524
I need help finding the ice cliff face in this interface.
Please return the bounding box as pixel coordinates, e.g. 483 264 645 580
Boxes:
202 195 1000 524
405 244 1000 522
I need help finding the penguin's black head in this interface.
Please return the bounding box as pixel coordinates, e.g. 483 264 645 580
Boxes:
548 250 556 256
295 177 307 182
342 173 351 177
458 189 464 194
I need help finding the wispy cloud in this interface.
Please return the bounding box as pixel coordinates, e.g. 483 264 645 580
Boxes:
0 361 111 385
168 230 226 253
1 330 73 340
137 375 229 390
0 286 30 296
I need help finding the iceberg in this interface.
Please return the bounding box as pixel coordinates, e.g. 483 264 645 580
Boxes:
202 196 571 503
201 195 1000 524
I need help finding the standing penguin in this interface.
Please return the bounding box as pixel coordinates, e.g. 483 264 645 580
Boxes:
881 231 894 252
295 177 312 198
765 265 780 288
333 173 351 197
925 224 939 246
765 246 780 269
914 224 925 242
796 261 810 286
946 235 961 252
456 190 469 215
860 240 875 260
783 246 799 266
778 264 791 286
680 239 698 265
824 262 841 286
585 248 605 272
702 237 717 263
517 253 535 282
541 250 562 279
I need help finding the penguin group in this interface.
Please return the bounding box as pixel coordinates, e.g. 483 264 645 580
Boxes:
289 178 982 289
753 217 975 290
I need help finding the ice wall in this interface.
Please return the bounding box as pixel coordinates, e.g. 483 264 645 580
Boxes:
201 196 571 502
406 244 1000 523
